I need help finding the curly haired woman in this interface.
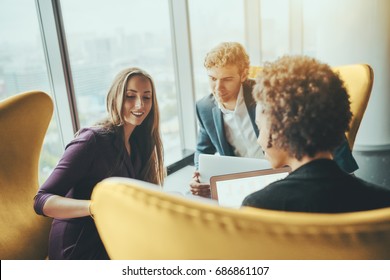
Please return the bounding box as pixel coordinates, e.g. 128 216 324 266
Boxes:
242 56 390 212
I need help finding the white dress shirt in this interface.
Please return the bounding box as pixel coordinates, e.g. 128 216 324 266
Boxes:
219 86 263 159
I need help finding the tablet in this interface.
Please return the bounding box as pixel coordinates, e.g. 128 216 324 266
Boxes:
198 154 271 183
210 167 291 208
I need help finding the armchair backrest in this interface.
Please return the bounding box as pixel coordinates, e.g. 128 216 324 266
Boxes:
248 64 374 149
0 90 54 259
332 64 373 149
92 177 390 260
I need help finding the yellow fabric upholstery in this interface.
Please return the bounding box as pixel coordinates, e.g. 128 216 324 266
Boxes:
92 177 390 260
332 64 373 149
248 64 373 150
0 91 54 260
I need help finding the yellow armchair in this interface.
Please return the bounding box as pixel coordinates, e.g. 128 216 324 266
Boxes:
92 177 390 260
0 90 54 259
248 64 373 150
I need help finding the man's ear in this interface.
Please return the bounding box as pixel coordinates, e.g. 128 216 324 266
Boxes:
240 68 248 82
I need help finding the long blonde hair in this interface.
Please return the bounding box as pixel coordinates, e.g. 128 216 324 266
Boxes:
102 67 165 185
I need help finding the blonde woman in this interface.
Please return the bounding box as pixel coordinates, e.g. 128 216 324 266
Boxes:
34 67 164 259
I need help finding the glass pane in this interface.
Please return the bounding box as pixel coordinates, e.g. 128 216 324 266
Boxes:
0 0 64 183
260 0 290 62
302 0 359 61
302 0 319 57
188 0 245 100
60 0 181 165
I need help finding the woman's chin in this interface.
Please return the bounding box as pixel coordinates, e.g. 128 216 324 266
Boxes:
124 117 145 127
269 158 285 169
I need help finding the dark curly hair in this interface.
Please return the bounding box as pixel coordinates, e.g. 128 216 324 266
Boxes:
252 55 352 160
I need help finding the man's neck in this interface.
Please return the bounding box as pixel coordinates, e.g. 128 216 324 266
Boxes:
221 100 237 111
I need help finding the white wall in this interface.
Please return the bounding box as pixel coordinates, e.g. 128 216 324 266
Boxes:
303 0 390 150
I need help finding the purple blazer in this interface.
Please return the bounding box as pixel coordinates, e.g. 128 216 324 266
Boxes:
34 127 141 259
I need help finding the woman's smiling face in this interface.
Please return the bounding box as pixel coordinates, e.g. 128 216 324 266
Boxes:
122 75 153 127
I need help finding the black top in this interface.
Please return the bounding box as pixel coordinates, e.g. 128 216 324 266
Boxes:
242 159 390 213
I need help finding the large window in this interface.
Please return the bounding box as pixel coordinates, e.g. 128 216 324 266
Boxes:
0 0 302 178
259 0 290 61
60 0 181 165
0 0 63 183
188 0 245 101
4 0 381 179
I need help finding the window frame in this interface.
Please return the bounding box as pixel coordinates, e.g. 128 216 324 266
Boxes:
36 0 198 166
35 0 304 172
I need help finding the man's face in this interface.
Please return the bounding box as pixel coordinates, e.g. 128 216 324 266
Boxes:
207 64 246 109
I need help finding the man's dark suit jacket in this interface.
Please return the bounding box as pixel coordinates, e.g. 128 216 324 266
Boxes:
194 79 359 173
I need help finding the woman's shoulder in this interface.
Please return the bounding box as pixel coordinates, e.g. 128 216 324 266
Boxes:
79 126 116 137
71 126 117 145
75 127 99 141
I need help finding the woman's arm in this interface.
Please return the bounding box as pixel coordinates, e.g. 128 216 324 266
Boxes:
34 128 97 218
42 195 92 219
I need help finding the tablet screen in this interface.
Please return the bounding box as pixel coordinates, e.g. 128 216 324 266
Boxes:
210 167 290 208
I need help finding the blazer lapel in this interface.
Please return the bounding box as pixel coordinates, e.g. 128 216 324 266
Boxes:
247 104 259 137
212 106 232 155
113 132 136 178
243 80 259 137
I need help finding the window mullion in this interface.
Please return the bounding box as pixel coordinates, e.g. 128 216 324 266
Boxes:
168 0 197 154
35 0 79 147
